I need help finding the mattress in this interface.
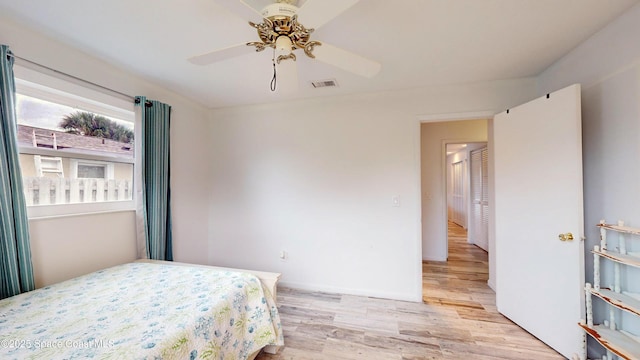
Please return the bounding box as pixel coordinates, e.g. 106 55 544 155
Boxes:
0 262 283 359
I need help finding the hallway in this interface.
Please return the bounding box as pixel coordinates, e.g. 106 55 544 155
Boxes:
421 222 563 358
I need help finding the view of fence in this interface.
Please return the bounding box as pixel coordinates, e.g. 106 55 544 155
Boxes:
23 177 132 206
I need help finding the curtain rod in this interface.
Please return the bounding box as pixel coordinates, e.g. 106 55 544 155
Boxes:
7 53 151 107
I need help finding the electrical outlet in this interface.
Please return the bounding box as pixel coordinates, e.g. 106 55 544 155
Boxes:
279 250 287 261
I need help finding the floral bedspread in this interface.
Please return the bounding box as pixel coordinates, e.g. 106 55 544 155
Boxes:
0 262 283 359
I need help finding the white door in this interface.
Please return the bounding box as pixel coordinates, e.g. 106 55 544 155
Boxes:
451 160 465 227
494 84 584 358
480 148 489 251
470 147 489 251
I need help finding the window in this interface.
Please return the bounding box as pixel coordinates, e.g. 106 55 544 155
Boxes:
14 71 135 217
77 163 107 179
70 159 114 180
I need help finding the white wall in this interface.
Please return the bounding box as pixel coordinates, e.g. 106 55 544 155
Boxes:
29 211 137 287
209 80 535 301
421 121 488 261
538 3 640 356
0 16 211 285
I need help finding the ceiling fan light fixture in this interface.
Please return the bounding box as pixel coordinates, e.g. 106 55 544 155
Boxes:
247 2 319 61
274 35 296 63
275 35 293 52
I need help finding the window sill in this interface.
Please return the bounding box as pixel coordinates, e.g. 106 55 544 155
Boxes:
27 200 135 220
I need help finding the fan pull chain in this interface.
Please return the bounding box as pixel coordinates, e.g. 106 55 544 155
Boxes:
270 50 277 92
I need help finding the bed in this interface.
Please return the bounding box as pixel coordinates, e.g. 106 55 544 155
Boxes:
0 260 283 359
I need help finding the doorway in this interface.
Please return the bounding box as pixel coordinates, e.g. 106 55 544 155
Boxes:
445 142 489 255
419 116 493 295
446 144 467 229
419 118 489 263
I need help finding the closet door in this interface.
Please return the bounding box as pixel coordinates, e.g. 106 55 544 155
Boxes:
480 148 489 251
470 147 488 251
451 160 465 227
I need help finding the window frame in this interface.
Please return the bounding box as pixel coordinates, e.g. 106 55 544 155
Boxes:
14 65 137 219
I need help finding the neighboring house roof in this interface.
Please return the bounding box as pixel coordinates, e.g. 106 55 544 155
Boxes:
17 125 133 158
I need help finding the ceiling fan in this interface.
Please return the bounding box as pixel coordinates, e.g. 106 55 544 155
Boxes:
188 0 381 90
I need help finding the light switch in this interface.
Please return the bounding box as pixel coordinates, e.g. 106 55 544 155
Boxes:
392 195 400 207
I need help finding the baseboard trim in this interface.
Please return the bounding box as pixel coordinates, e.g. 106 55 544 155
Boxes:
278 280 422 303
487 278 496 291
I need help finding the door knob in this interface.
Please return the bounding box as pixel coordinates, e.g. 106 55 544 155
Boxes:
558 232 574 241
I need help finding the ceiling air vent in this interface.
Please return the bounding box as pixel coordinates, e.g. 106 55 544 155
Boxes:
310 79 338 88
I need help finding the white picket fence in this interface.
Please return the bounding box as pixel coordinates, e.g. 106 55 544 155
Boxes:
23 177 132 206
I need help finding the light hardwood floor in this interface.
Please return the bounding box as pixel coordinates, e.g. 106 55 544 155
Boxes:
257 222 563 359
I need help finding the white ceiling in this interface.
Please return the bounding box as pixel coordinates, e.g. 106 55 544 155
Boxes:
0 0 637 109
446 144 468 155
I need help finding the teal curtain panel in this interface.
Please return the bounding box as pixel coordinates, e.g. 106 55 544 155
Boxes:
135 96 173 261
0 45 35 299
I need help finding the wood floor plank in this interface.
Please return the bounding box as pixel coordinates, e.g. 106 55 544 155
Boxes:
322 337 404 360
256 222 563 359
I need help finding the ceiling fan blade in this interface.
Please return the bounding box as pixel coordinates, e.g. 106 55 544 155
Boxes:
214 0 264 23
188 43 253 65
296 0 360 30
312 42 381 78
274 59 299 93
